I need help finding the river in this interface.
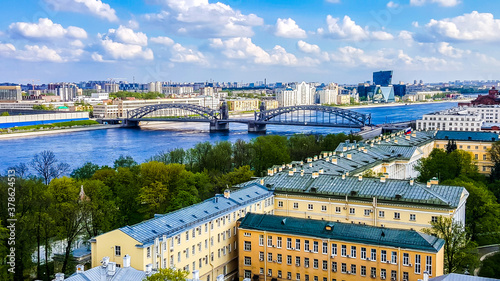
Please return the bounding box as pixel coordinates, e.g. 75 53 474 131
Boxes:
0 102 457 172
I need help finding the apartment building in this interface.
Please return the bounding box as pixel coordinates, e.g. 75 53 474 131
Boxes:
108 97 217 118
434 131 499 174
90 184 274 281
0 86 22 102
416 107 483 131
227 99 261 112
238 213 444 281
241 174 467 231
276 82 316 107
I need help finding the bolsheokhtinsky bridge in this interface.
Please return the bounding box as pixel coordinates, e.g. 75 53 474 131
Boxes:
100 101 373 133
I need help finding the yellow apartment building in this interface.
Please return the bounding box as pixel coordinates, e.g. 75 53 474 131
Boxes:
90 184 274 281
433 130 499 174
238 213 444 281
240 174 468 232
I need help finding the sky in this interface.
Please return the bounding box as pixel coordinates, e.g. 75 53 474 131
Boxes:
0 0 499 84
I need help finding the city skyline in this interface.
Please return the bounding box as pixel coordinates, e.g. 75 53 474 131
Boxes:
1 0 499 84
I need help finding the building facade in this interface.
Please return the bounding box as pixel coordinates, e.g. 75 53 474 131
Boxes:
91 184 274 281
317 84 339 105
276 82 316 107
238 213 444 281
416 108 483 131
0 86 22 102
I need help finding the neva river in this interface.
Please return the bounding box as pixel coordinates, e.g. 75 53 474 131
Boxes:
1 102 457 172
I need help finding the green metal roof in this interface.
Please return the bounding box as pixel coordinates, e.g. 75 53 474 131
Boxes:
240 213 445 253
241 174 467 208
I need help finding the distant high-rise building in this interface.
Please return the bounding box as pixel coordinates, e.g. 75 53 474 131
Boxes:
373 70 393 86
0 86 22 102
104 83 119 93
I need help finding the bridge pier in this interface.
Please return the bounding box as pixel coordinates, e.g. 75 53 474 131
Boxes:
123 120 139 127
210 120 229 132
248 122 267 133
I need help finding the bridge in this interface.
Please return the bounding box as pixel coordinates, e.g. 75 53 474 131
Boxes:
102 102 372 133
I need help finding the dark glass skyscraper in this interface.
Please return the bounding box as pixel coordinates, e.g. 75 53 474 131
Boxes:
373 71 393 87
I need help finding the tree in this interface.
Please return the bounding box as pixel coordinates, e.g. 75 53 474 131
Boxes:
446 140 457 154
144 268 189 281
478 252 500 278
30 150 70 185
416 149 480 183
1 111 9 116
81 179 118 238
48 177 85 274
71 162 99 180
489 140 500 164
215 165 254 192
233 139 253 168
113 155 137 169
422 216 479 274
252 135 290 176
8 162 29 178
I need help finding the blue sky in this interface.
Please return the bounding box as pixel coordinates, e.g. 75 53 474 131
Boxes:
1 0 499 84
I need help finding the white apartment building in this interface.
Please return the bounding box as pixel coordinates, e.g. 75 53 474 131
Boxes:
276 82 316 107
93 104 119 118
148 82 163 93
467 105 500 123
104 84 119 93
163 86 194 96
317 83 339 105
416 107 483 131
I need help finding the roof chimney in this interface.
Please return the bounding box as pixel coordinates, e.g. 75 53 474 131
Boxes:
145 264 153 274
342 174 346 180
405 135 411 140
426 181 431 188
347 153 352 160
288 170 294 176
380 174 387 183
312 171 319 179
430 177 439 185
123 254 131 268
309 163 313 167
300 170 304 177
314 155 318 161
319 169 324 174
410 178 414 186
76 264 84 274
224 189 230 199
260 178 264 185
101 257 110 267
54 273 65 281
267 169 274 176
193 270 200 281
423 272 429 281
307 157 312 163
343 146 347 151
358 175 363 181
394 139 398 144
332 157 338 164
107 262 117 276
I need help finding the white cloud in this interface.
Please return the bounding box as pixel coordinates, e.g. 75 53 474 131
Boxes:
170 43 207 64
318 15 368 41
435 42 469 58
297 40 320 54
325 0 341 3
9 18 87 40
410 0 460 7
209 37 298 65
99 39 154 60
0 43 16 56
424 11 500 41
387 1 399 8
398 30 413 41
150 36 175 46
44 0 118 22
274 18 307 39
144 0 263 38
17 45 64 62
105 26 148 46
371 31 394 40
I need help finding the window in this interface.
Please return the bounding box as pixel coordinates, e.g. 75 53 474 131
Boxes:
287 255 292 265
178 252 181 262
379 211 385 218
341 245 347 257
403 253 409 266
431 216 438 223
293 203 299 209
335 207 341 213
268 269 272 277
244 241 251 251
305 275 309 281
322 242 328 254
186 231 189 241
259 235 264 246
313 259 318 269
278 270 282 278
391 270 397 280
381 250 387 262
415 254 421 274
277 237 282 248
332 244 337 256
115 246 121 256
321 205 327 212
244 232 251 237
304 258 310 268
244 270 251 279
268 236 273 247
244 256 251 266
322 260 328 270
483 154 487 160
268 253 273 262
332 262 337 272
350 246 356 258
394 212 400 219
361 266 366 276
349 208 355 214
391 251 397 264
192 229 196 238
305 240 310 251
313 241 318 253
403 272 409 281
278 201 283 207
287 238 292 249
341 263 346 273
409 213 417 221
361 247 366 259
260 268 264 275
296 239 301 250
381 269 386 279
259 252 264 261
351 264 356 275
296 273 300 281
364 209 371 216
147 247 151 258
308 204 313 210
296 256 301 266
371 249 376 261
277 254 282 264
426 256 432 275
288 272 292 280
371 267 376 278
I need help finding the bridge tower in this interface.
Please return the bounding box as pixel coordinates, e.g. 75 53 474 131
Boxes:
248 101 267 133
210 101 229 132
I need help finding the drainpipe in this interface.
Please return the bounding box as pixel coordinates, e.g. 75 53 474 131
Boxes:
398 247 401 281
264 231 267 281
373 197 377 226
209 222 214 281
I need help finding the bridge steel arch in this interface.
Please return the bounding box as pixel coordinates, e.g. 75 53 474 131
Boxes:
256 105 371 127
127 103 220 120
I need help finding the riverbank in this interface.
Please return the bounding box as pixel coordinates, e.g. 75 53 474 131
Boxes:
0 124 121 140
337 99 466 109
